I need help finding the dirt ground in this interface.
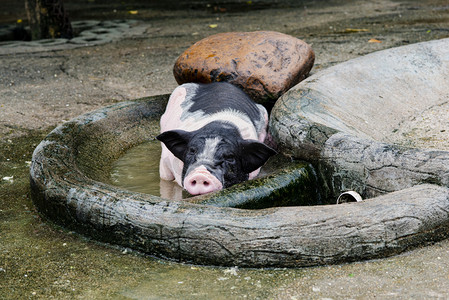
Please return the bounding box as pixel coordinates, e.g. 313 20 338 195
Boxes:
2 0 449 140
1 0 449 299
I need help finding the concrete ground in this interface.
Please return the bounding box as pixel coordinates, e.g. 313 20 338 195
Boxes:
1 0 449 298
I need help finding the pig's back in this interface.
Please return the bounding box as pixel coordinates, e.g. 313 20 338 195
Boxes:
161 82 268 141
185 82 263 125
180 82 267 138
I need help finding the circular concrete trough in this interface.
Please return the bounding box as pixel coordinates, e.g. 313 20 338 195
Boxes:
30 39 449 267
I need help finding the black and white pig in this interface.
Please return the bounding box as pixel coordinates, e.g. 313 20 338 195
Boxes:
156 82 276 195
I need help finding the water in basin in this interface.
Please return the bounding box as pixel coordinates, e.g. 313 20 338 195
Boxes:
110 141 190 199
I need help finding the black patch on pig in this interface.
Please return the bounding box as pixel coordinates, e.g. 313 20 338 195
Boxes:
187 82 263 127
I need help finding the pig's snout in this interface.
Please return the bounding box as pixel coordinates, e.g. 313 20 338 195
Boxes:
183 166 222 195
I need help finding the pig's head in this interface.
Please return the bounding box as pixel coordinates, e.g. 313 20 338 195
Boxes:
156 121 277 195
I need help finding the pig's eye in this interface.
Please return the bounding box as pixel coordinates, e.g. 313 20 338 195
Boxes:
188 147 197 155
224 155 235 164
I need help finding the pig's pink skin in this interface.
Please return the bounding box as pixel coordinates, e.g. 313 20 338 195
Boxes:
159 84 269 190
183 165 223 195
159 86 187 186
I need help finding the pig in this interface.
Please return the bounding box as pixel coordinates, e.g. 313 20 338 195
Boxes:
156 82 276 195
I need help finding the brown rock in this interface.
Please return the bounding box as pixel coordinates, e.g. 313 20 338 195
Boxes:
173 31 315 106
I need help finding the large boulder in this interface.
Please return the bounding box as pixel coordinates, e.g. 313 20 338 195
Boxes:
173 31 315 107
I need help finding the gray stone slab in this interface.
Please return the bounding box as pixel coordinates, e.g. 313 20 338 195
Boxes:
271 38 449 148
270 38 449 199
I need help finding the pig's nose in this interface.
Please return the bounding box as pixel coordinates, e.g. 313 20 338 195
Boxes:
183 166 223 195
185 174 215 195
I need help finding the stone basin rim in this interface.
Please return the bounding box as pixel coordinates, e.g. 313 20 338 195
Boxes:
30 92 449 267
269 38 449 200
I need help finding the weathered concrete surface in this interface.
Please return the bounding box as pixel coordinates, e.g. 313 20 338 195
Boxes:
270 38 449 150
270 38 449 199
2 0 449 298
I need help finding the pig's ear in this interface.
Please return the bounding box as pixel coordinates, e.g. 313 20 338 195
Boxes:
240 140 277 174
156 130 192 161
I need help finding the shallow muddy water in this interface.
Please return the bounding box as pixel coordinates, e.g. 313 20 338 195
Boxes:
111 141 161 195
110 141 188 199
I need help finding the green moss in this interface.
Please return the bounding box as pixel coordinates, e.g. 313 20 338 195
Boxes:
191 157 321 209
